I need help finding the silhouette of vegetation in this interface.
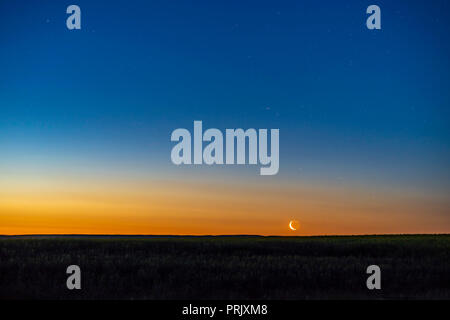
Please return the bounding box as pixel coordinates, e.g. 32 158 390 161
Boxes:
0 235 449 299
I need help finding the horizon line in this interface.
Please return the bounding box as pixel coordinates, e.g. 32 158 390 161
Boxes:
1 233 449 238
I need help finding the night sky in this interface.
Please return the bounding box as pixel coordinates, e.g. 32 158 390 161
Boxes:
1 0 449 235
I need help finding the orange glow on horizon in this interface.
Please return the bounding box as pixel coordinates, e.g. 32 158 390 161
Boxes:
1 174 450 236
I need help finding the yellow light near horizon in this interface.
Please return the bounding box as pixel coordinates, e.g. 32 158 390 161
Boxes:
1 172 450 236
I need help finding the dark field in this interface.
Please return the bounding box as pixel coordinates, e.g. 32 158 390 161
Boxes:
0 235 449 300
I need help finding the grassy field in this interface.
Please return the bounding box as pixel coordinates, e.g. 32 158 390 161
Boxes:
0 234 449 299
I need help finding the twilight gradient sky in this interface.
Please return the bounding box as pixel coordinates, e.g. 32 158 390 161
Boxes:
1 0 449 235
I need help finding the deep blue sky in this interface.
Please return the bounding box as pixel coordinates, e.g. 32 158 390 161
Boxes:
1 0 449 193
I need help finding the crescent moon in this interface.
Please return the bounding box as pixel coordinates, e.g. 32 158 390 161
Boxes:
289 220 297 231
